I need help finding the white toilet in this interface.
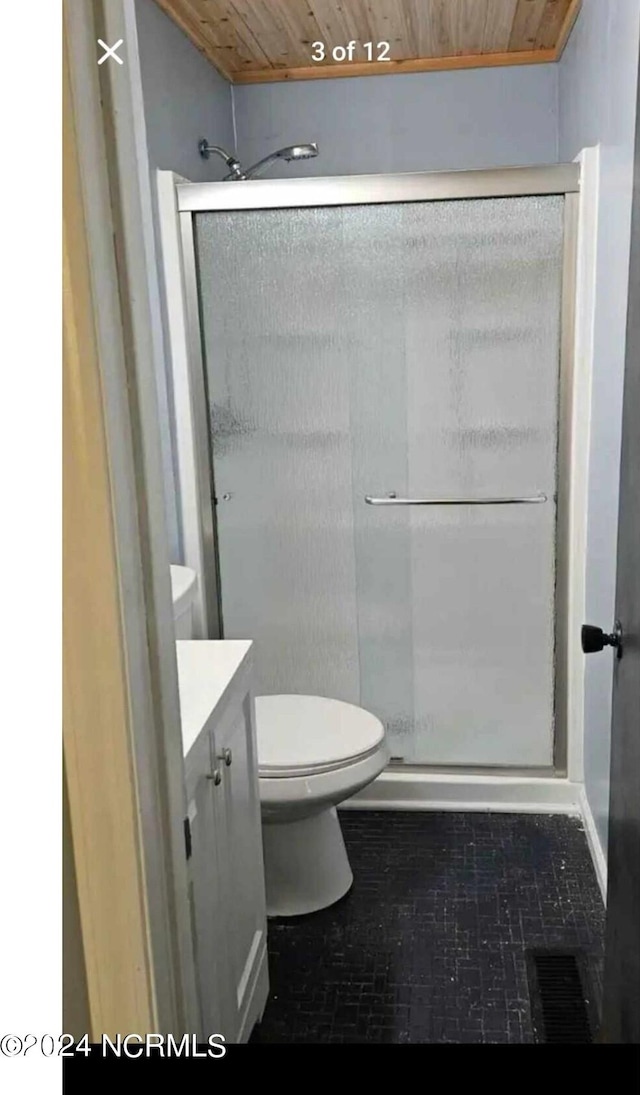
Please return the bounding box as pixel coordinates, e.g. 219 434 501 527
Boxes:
255 694 389 917
169 566 389 917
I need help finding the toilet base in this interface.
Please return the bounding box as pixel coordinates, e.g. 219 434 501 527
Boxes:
262 806 353 917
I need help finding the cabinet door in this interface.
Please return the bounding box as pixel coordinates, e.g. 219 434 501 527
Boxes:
188 770 234 1041
214 690 268 1040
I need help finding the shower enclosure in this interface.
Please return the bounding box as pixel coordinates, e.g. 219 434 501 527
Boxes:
175 166 578 771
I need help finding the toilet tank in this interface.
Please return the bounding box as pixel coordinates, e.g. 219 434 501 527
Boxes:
170 565 198 639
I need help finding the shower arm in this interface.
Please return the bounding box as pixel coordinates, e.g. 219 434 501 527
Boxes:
240 152 286 180
197 140 245 179
197 143 289 181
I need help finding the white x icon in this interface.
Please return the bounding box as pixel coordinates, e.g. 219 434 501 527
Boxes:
97 38 124 65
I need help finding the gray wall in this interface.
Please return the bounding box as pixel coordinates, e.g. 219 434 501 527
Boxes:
134 0 235 558
559 0 640 861
232 64 560 177
135 0 234 182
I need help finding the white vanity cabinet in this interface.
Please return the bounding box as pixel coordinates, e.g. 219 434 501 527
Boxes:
176 640 268 1044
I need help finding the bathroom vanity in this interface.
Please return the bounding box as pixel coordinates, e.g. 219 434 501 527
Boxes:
176 639 268 1043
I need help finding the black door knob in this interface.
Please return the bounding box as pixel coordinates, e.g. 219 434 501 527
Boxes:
581 622 623 657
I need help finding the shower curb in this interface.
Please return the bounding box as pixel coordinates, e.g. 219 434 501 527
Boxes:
345 770 583 816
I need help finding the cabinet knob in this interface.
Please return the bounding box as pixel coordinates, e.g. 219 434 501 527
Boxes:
218 747 233 767
207 769 222 786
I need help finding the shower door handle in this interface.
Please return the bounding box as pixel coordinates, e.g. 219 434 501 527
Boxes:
364 492 548 506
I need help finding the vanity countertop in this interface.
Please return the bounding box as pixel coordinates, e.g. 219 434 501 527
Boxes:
176 639 253 758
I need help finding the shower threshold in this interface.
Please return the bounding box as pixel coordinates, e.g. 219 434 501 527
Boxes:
343 767 582 821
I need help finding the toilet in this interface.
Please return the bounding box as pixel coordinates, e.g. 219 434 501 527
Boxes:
169 566 389 917
255 694 389 917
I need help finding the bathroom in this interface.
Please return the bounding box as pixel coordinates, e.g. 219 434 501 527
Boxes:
62 0 640 1049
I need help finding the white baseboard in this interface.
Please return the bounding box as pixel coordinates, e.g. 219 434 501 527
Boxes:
578 787 608 903
344 770 583 814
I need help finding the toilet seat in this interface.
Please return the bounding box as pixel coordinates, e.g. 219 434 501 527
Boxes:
255 694 385 779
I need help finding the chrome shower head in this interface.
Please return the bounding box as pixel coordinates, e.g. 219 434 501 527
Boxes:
274 143 319 162
197 138 319 180
241 142 319 180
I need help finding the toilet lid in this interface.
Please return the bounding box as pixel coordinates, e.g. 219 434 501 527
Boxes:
255 694 385 778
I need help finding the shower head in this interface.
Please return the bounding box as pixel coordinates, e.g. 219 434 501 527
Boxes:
274 143 319 162
198 138 319 180
238 142 319 180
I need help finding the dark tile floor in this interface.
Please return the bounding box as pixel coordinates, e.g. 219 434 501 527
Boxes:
253 811 605 1044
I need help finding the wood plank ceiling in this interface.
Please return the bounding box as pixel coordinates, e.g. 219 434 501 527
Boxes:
153 0 582 83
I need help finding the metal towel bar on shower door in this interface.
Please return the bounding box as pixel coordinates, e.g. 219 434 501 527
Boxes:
364 493 548 506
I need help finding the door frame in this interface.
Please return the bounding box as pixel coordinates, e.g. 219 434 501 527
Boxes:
63 0 199 1035
165 164 580 776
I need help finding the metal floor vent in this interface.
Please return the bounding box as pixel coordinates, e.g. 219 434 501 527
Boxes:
526 949 595 1044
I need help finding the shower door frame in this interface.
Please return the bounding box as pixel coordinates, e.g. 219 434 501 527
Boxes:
175 164 580 776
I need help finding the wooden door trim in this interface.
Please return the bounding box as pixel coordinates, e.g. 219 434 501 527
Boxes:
63 30 156 1035
63 0 199 1036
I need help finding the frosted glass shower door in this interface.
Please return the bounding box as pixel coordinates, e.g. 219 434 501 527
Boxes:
194 195 564 768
